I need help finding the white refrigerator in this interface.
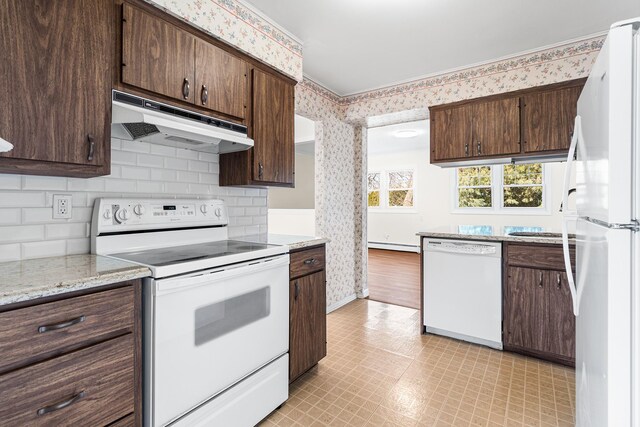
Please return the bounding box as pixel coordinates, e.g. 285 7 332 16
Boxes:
562 18 640 426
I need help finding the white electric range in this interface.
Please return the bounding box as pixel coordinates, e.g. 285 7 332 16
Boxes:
91 198 289 427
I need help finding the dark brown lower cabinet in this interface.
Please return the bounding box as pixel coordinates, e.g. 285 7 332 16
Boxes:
503 243 576 366
0 281 142 426
289 245 327 383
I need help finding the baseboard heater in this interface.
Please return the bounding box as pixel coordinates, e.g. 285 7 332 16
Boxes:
368 242 420 253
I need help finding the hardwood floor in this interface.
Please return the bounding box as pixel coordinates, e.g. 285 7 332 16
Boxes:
367 248 420 309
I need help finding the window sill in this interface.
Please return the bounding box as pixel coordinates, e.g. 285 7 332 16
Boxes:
451 208 552 216
368 208 418 214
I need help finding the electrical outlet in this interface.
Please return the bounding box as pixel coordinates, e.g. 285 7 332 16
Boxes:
53 194 72 219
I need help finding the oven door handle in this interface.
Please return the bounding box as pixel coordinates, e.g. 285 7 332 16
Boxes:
155 254 290 295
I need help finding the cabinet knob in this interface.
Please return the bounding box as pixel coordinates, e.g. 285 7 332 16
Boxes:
258 162 264 179
201 85 208 105
477 141 482 155
465 143 469 156
294 281 299 301
556 273 562 288
182 78 190 100
87 134 95 162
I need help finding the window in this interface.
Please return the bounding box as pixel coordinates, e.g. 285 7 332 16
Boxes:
455 163 546 212
502 164 543 208
368 170 415 209
457 166 492 208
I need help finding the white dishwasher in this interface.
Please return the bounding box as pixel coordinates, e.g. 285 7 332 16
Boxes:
423 238 503 349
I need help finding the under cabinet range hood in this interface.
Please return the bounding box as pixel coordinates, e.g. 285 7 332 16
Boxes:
111 90 253 154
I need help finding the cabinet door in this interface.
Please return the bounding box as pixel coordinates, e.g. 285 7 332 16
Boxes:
504 267 546 352
472 97 520 157
522 85 582 153
289 271 326 382
195 40 247 119
122 4 195 103
252 69 295 184
430 105 472 161
0 0 113 167
546 271 576 359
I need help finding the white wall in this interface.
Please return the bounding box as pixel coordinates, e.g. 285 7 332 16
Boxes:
0 138 267 262
268 209 316 236
367 122 570 247
268 152 315 209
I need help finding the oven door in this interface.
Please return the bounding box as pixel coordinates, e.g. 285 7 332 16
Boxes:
145 254 289 427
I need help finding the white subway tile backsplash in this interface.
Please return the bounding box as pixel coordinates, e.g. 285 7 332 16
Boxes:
0 208 21 225
66 238 90 255
45 223 88 240
121 166 151 180
0 140 267 261
137 153 165 168
105 179 137 193
111 150 137 165
0 225 45 243
121 140 151 154
22 176 67 191
0 175 22 190
0 192 45 207
0 243 21 262
22 240 66 259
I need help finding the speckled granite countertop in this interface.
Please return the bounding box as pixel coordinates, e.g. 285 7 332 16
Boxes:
238 234 330 250
418 225 575 245
0 254 151 306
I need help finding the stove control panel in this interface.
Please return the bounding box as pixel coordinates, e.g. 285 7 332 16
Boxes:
92 198 228 234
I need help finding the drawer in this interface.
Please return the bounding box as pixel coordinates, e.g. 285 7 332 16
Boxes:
0 285 134 374
290 245 325 279
0 334 134 426
506 244 575 270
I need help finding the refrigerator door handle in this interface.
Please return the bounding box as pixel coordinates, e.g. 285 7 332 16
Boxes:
562 219 580 316
562 115 582 316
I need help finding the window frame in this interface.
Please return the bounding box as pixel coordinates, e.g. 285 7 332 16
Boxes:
451 164 550 215
367 171 382 209
367 168 417 213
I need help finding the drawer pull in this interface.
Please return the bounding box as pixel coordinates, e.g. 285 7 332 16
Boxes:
538 272 544 288
557 273 562 288
37 390 85 416
87 134 95 162
303 258 317 265
38 315 85 333
294 281 299 301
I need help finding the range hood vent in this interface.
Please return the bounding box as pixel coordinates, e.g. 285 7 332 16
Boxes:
111 90 253 154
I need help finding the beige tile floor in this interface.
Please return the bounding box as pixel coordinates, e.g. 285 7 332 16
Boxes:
262 299 575 427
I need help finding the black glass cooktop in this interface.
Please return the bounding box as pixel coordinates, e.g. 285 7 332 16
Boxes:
111 240 275 267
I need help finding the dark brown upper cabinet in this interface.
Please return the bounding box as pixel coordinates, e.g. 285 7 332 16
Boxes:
219 69 296 187
195 39 248 120
522 85 582 153
122 3 196 104
431 105 472 161
472 98 520 157
429 78 585 165
0 0 114 177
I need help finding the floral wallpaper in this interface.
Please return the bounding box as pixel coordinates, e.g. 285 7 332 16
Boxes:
147 0 303 81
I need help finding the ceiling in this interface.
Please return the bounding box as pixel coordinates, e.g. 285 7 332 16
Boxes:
368 120 428 155
246 0 640 95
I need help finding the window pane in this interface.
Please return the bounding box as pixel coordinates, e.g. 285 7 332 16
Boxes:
389 190 414 207
503 186 543 207
368 191 380 207
458 166 491 187
388 171 413 189
367 173 380 191
503 163 543 185
458 188 492 208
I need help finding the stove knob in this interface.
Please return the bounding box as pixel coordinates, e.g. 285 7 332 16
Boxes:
133 204 145 216
214 208 222 218
200 204 208 214
117 208 130 222
103 209 112 220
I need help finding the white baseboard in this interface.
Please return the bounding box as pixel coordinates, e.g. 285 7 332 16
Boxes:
326 293 357 313
368 242 420 253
